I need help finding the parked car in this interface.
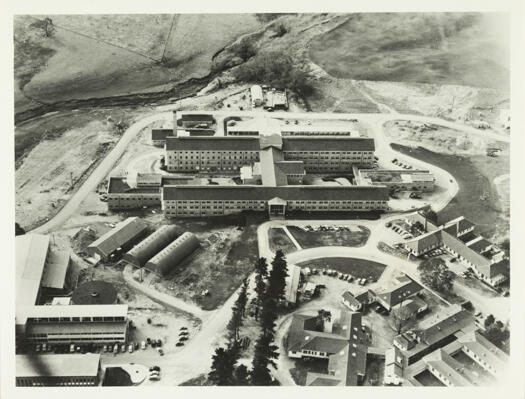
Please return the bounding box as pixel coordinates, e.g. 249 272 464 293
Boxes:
108 345 113 353
146 338 151 345
114 344 119 354
151 340 157 348
141 341 146 350
149 374 161 381
157 348 164 356
180 327 188 331
121 344 126 353
70 344 75 353
134 342 139 351
103 345 108 353
179 336 188 342
156 339 162 347
176 342 185 347
150 366 161 372
128 345 133 353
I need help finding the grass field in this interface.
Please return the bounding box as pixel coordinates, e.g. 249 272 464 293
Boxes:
287 225 370 249
297 257 386 281
14 14 261 110
309 13 509 90
391 144 508 241
269 228 298 255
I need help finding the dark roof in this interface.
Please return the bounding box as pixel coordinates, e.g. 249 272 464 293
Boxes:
180 113 215 122
137 173 163 186
376 275 423 308
165 137 259 151
162 185 389 202
151 129 173 140
467 238 491 253
275 161 305 176
416 305 474 346
342 291 360 307
123 225 180 267
72 280 118 305
87 217 148 258
107 177 159 194
282 137 375 152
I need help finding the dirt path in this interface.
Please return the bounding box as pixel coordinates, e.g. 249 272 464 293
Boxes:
30 112 172 234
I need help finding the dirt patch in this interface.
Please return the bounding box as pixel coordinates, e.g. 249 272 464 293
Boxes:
269 228 298 255
151 214 266 311
392 144 508 242
287 225 370 249
297 257 386 281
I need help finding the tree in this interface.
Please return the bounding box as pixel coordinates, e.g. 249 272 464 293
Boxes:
420 206 438 225
31 17 56 38
267 250 288 302
227 279 249 343
234 364 251 385
314 309 332 332
417 258 455 293
484 314 495 329
208 347 236 385
250 332 279 385
259 296 278 336
252 258 269 320
389 301 416 334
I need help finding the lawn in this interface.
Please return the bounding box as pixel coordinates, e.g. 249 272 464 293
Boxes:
269 228 298 255
391 144 508 241
288 225 370 249
297 257 386 281
155 213 266 310
309 13 509 90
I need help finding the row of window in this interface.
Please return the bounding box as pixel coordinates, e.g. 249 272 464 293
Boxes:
28 316 126 323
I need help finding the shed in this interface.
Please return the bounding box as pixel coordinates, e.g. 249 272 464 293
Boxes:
87 217 148 260
145 232 199 276
123 225 179 267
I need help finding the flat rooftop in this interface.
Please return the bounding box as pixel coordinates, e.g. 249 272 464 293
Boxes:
16 234 50 308
17 354 101 378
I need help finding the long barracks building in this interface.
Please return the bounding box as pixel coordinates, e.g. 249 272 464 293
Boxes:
165 136 375 173
161 185 389 217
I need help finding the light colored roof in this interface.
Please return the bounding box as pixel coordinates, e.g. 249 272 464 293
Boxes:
87 217 148 258
40 249 70 290
17 304 128 324
16 354 101 378
284 265 301 303
16 234 50 307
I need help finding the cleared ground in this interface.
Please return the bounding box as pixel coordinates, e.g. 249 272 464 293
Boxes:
287 225 370 249
392 144 508 241
309 13 509 90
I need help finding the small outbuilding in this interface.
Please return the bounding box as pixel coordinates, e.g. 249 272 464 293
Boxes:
123 225 179 268
87 217 148 261
144 232 199 276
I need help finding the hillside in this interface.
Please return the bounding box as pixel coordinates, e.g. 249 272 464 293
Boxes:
309 13 509 91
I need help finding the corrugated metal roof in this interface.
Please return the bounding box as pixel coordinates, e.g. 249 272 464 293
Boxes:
162 185 389 201
16 354 100 378
124 225 179 267
145 232 199 275
87 217 148 258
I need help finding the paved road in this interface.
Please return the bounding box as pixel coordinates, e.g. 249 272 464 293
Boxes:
30 112 173 234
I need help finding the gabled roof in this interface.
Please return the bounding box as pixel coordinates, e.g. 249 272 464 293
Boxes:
425 349 472 386
341 291 361 307
375 274 423 308
416 305 474 346
87 217 148 258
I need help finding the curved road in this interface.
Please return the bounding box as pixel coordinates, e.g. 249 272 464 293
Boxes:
30 111 173 234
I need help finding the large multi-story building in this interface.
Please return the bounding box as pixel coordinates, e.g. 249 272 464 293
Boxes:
354 167 435 192
161 185 389 218
17 305 129 345
16 354 102 387
165 136 375 173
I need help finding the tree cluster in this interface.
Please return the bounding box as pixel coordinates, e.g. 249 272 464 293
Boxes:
483 315 510 353
209 251 289 386
417 258 455 293
234 50 315 97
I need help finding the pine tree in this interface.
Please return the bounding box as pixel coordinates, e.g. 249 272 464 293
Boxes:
267 250 288 302
259 296 278 335
250 331 279 385
234 364 251 385
252 257 269 320
226 279 249 343
208 347 236 385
